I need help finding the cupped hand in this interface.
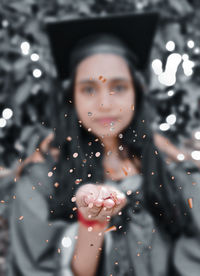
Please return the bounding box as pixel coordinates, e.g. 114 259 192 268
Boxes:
75 183 127 223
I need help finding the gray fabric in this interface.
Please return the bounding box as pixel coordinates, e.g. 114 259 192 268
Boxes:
6 160 200 276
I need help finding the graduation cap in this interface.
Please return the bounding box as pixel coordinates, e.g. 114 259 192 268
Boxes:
45 12 159 80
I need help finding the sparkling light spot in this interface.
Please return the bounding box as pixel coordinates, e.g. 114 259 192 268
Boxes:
33 69 42 78
152 59 163 75
159 123 170 131
194 131 200 140
187 40 195 49
2 108 13 120
0 118 6 128
62 237 72 248
20 41 30 55
166 41 175 52
177 153 185 161
166 114 176 125
191 151 200 160
167 90 174 97
31 53 40 61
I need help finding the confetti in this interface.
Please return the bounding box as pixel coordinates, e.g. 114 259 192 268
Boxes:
71 196 76 202
142 135 146 139
75 179 82 184
57 248 61 254
104 225 117 233
88 128 92 132
109 91 115 95
88 174 91 178
102 78 107 83
122 167 128 176
127 190 132 196
155 150 158 155
54 182 59 188
188 198 193 208
119 145 123 151
88 226 93 232
69 169 73 173
48 171 53 177
66 136 72 141
118 133 123 139
19 216 24 221
73 152 78 158
95 152 101 157
99 75 103 80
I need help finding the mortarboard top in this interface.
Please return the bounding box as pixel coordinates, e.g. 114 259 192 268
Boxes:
45 12 159 80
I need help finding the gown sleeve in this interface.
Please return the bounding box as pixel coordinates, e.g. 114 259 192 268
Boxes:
169 161 200 275
6 162 68 276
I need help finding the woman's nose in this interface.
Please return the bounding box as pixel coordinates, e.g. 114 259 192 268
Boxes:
98 90 112 109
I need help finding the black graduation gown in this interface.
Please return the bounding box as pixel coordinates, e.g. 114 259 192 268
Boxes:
6 159 200 276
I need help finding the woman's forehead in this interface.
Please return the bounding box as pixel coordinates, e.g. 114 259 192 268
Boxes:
75 53 132 80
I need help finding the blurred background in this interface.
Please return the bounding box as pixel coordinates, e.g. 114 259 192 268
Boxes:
0 0 200 274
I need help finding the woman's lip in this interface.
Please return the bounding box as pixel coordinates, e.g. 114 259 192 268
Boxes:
96 118 117 124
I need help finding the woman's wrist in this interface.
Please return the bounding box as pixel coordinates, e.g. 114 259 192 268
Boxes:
77 209 109 230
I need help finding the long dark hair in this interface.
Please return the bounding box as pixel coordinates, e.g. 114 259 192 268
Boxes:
48 42 196 239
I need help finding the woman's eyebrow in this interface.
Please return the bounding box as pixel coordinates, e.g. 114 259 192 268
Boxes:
77 77 131 84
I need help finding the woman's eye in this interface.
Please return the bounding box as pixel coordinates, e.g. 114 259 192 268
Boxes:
113 85 127 92
82 86 96 94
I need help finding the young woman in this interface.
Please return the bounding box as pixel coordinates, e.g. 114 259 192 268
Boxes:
7 12 200 276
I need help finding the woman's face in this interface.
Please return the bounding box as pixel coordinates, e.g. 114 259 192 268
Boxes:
74 53 135 139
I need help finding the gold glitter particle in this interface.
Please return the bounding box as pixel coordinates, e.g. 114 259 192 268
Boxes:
95 152 101 157
188 198 193 208
127 190 132 196
19 216 24 221
75 179 82 184
54 182 59 188
66 136 72 141
48 171 53 177
71 196 76 202
73 152 78 158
